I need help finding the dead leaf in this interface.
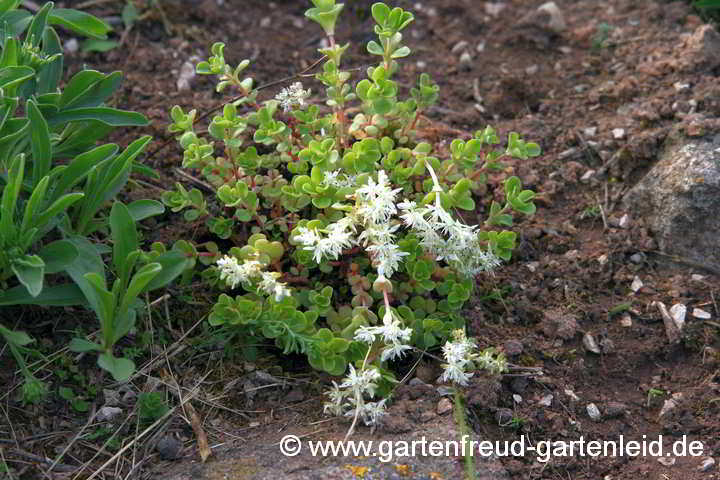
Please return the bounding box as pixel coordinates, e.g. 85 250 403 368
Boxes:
184 402 211 462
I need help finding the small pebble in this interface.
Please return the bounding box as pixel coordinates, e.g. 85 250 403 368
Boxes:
97 406 123 422
538 394 553 407
631 276 644 293
580 170 595 182
612 128 625 139
259 16 271 28
156 435 183 460
629 253 644 264
698 457 716 472
583 126 597 137
692 308 711 319
669 303 686 330
618 213 630 228
620 314 632 327
459 51 473 64
658 457 676 466
504 340 524 357
484 2 506 17
583 333 601 354
586 403 601 421
476 41 486 52
691 274 705 282
64 38 79 54
436 398 453 415
512 394 523 404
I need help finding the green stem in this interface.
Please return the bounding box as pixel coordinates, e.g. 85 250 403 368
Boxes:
453 389 477 480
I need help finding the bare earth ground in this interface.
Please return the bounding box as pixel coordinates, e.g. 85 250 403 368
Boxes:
2 0 720 479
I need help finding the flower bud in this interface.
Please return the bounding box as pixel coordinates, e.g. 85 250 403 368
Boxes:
373 274 393 293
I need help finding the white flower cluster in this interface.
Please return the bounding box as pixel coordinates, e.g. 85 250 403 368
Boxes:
323 365 387 427
439 329 478 386
322 170 356 189
294 216 356 264
216 255 291 302
295 167 502 282
354 309 412 362
398 199 501 277
275 82 311 112
295 170 411 278
440 329 507 386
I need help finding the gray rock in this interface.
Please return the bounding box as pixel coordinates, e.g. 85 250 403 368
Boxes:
156 435 183 460
624 130 720 272
503 339 524 356
541 310 578 340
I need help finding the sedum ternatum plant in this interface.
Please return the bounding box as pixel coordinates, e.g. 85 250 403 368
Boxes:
166 1 539 422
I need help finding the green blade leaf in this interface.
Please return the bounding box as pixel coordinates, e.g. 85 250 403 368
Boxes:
11 254 45 297
109 201 138 279
46 107 147 127
126 199 164 222
26 1 53 48
83 271 114 329
38 239 78 274
49 143 117 202
68 338 102 352
97 353 135 382
48 8 111 40
142 250 189 292
117 262 161 317
0 0 22 16
28 99 52 186
0 283 85 306
37 26 63 94
0 66 35 89
0 324 33 346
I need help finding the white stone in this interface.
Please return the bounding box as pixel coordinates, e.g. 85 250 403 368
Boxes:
513 394 523 404
658 457 676 466
618 214 630 228
459 51 473 63
583 127 598 137
64 38 79 54
485 2 506 17
586 403 601 420
631 276 644 293
698 457 716 472
620 314 633 327
580 170 595 182
97 406 123 422
537 2 566 32
669 303 686 330
692 308 711 319
612 128 626 139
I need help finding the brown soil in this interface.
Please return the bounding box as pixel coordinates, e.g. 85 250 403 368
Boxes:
2 0 720 479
